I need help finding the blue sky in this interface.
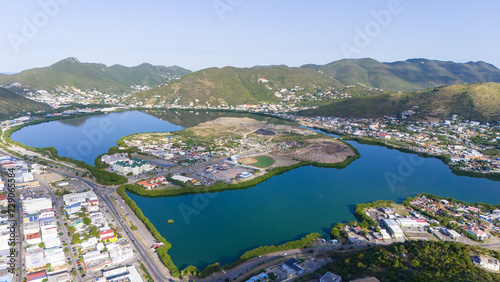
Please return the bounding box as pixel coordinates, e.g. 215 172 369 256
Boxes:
1 0 499 72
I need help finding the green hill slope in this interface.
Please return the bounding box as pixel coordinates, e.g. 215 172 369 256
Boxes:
302 82 500 122
0 57 191 92
0 88 50 119
131 66 343 106
301 58 500 92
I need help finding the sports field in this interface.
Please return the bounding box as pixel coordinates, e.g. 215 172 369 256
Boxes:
239 156 275 168
251 156 274 168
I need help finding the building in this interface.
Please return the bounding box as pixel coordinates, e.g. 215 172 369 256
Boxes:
26 232 42 245
43 237 61 249
239 172 253 179
17 181 40 189
38 209 55 220
282 258 304 276
63 191 98 207
462 226 488 240
442 228 462 239
382 219 404 238
27 271 47 282
320 272 342 282
246 273 268 282
99 229 117 242
25 250 46 274
47 272 70 282
396 218 429 228
380 207 394 215
101 153 129 165
101 265 144 282
110 158 153 175
23 198 52 214
44 247 66 272
65 202 82 215
171 175 194 183
137 176 168 189
109 246 134 263
472 256 499 271
24 221 40 235
82 250 112 272
0 194 7 207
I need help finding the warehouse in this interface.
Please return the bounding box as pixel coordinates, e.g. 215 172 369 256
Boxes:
396 218 429 228
382 219 404 238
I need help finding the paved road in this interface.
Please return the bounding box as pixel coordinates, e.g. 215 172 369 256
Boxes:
45 183 81 281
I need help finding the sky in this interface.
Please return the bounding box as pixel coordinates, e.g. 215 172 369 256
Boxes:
1 0 499 73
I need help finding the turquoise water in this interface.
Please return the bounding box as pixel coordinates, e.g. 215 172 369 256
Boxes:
129 141 500 269
11 111 500 269
10 111 184 165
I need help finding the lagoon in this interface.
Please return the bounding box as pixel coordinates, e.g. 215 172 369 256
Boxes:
10 110 500 269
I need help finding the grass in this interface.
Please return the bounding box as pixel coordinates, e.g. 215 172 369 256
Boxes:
251 156 274 168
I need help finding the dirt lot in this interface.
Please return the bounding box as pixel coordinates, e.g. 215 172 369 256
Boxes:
290 138 356 164
36 172 65 183
183 117 316 140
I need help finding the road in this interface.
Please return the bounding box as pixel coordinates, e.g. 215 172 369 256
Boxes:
45 183 81 281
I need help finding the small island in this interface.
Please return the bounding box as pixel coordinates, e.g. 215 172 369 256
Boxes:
104 117 358 197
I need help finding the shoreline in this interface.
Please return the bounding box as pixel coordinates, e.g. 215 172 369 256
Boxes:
312 127 500 182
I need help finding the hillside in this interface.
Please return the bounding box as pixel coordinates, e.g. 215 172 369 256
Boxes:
130 66 343 106
301 58 500 92
0 87 50 119
302 82 500 122
0 57 191 92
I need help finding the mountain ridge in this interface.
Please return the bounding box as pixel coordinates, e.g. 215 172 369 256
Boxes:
0 87 50 119
0 57 192 93
301 82 500 122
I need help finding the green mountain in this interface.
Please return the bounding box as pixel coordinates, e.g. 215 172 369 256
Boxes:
0 57 191 92
131 66 343 106
301 58 500 92
0 87 50 119
301 82 500 122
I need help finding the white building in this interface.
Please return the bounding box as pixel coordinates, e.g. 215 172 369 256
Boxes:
101 153 129 165
22 172 34 182
0 234 10 252
23 198 52 214
110 159 153 175
63 191 98 207
38 209 55 220
382 219 404 238
109 247 134 263
23 221 40 235
396 218 429 228
43 237 61 249
101 266 144 282
25 250 46 273
44 247 66 270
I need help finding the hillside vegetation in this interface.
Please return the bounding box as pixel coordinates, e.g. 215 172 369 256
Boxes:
302 58 500 92
302 82 500 122
0 87 50 119
0 57 191 92
130 66 343 106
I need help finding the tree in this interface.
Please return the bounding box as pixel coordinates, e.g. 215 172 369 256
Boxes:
83 217 91 225
38 242 44 248
131 225 138 231
67 225 76 234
